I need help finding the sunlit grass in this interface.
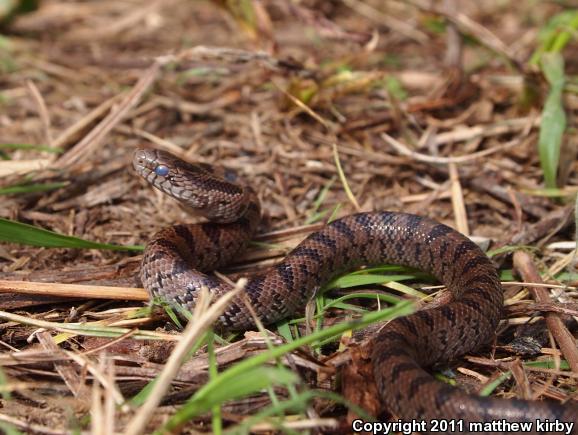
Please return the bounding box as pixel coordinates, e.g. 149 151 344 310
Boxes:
0 217 143 251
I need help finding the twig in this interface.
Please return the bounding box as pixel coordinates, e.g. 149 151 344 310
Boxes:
342 0 428 44
0 413 74 435
0 279 148 301
52 93 123 149
0 311 177 341
501 281 577 291
249 418 339 432
55 45 304 170
37 331 91 401
442 0 463 69
433 116 539 146
381 133 525 164
122 281 245 435
407 0 522 69
448 163 469 235
65 349 127 411
26 80 54 149
55 60 164 168
513 251 578 373
0 159 52 177
65 0 170 41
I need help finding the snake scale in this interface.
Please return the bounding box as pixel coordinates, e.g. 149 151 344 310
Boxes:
133 148 578 434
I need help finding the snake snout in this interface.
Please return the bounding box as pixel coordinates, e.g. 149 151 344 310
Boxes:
133 149 157 173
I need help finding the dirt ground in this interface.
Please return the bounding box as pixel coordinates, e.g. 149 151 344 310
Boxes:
1 0 578 433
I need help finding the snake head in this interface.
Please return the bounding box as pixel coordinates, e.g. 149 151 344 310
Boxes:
133 148 172 181
133 148 253 223
133 148 212 207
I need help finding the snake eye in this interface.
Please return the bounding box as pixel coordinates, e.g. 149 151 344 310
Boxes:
154 164 169 177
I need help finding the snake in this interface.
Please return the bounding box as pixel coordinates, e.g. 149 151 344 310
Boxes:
133 148 578 434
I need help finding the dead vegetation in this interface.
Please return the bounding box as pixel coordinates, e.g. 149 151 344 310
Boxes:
0 0 578 433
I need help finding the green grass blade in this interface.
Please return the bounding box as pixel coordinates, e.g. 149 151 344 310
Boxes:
487 245 536 257
0 422 22 435
521 187 578 198
0 217 143 251
288 291 403 325
333 142 360 210
538 52 566 188
384 280 428 298
349 265 416 274
159 367 298 432
160 300 413 431
327 273 417 289
225 390 373 434
574 192 578 283
327 203 342 223
323 292 401 309
208 332 223 435
530 10 578 65
322 298 367 313
0 366 11 400
0 143 63 153
305 177 335 224
479 371 512 396
499 269 514 281
0 182 68 195
480 359 571 396
275 320 294 342
130 379 157 407
525 359 570 370
304 209 330 225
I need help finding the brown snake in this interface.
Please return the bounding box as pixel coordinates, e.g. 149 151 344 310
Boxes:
134 148 578 434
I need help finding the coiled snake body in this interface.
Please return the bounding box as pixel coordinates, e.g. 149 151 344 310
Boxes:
134 148 578 434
